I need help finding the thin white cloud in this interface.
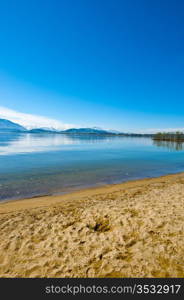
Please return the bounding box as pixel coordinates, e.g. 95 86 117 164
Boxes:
134 128 184 134
0 106 75 130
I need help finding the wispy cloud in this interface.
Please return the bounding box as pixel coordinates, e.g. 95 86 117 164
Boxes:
134 128 184 134
0 106 75 130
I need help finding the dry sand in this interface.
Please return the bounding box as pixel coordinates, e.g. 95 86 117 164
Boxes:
0 173 184 278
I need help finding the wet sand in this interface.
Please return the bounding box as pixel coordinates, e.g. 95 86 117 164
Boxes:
0 173 184 277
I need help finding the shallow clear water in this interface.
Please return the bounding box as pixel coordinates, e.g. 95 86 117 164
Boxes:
0 132 184 201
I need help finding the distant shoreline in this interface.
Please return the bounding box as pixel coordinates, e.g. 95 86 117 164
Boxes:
153 138 184 142
0 130 154 137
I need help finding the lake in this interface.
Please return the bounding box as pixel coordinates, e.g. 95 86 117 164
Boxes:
0 132 184 202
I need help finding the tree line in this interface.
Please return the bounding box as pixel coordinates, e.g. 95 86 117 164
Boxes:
153 131 184 141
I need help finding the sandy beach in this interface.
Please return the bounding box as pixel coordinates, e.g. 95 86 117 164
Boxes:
0 173 184 278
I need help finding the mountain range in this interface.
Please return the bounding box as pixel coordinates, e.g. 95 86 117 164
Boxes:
0 118 154 136
0 118 119 135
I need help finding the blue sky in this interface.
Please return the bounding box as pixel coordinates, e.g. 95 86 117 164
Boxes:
0 0 184 132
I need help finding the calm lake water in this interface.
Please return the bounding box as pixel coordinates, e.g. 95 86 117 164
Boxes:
0 132 184 202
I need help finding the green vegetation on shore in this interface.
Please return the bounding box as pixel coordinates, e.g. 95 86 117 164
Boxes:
153 131 184 141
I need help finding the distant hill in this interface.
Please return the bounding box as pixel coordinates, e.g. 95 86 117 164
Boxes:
29 127 118 135
28 128 58 133
63 128 114 134
0 119 26 132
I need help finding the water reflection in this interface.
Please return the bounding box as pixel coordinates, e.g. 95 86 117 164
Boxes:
153 140 184 151
1 132 184 156
0 132 128 155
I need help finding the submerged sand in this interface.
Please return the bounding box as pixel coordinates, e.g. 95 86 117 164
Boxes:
0 173 184 278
